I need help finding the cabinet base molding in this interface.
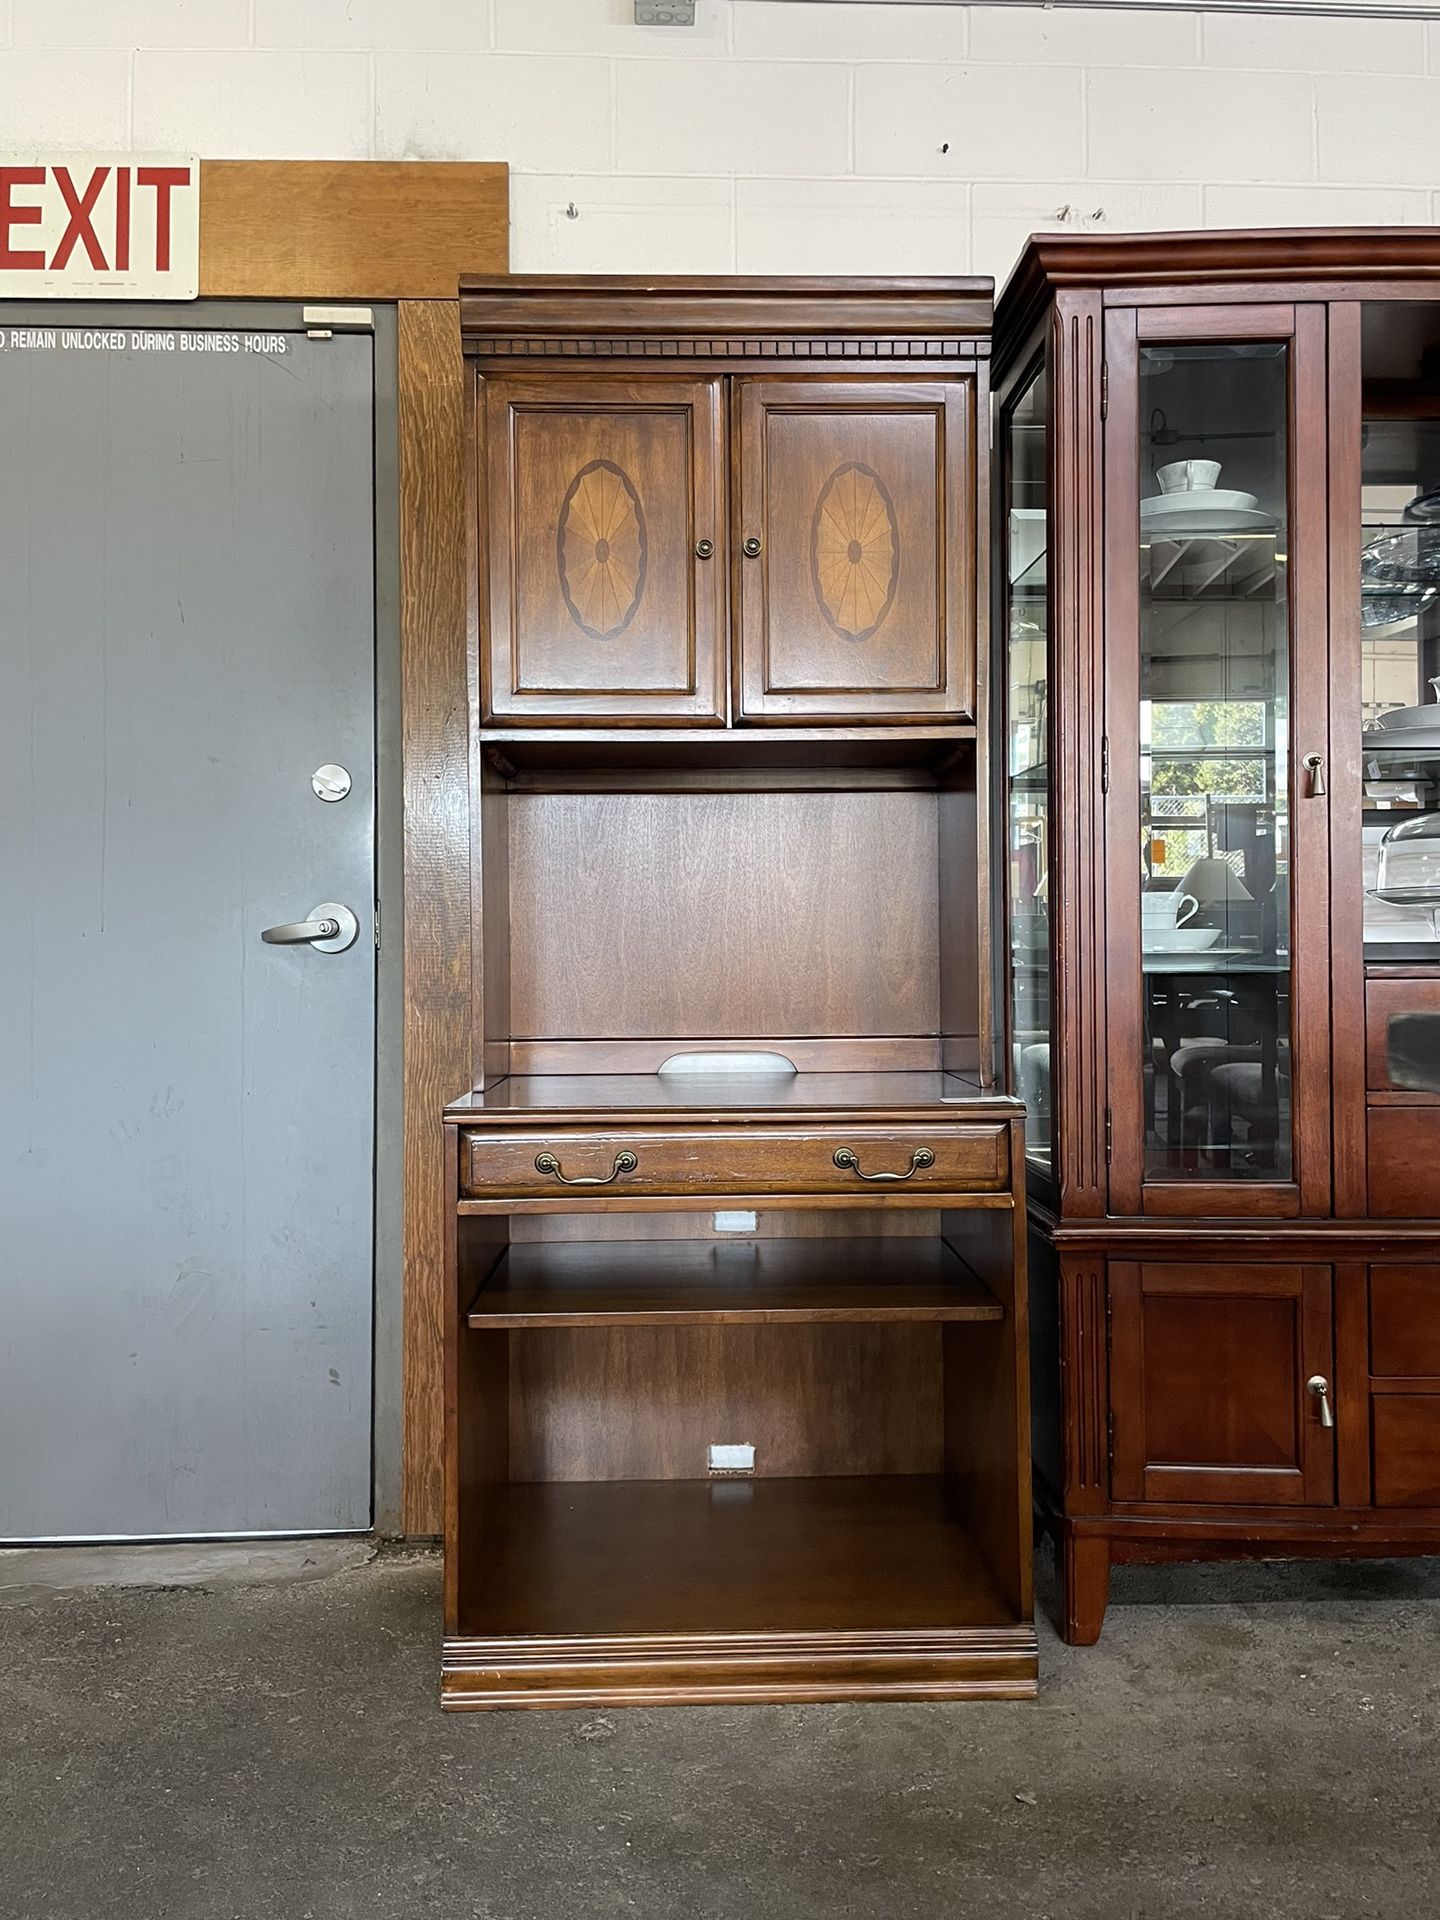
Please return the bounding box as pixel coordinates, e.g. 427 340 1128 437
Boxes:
442 1625 1038 1711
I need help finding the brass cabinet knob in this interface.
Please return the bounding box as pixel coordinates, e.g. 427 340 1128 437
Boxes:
742 536 762 558
694 538 714 560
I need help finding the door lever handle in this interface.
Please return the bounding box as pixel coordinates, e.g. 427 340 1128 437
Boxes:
260 902 359 953
262 917 340 943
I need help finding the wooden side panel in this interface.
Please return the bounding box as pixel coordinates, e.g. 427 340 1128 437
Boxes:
510 1322 943 1480
1060 1253 1110 1514
401 301 474 1535
1052 294 1109 1216
941 1132 1033 1616
200 160 508 299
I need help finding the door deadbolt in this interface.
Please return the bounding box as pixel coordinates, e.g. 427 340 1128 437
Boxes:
312 764 352 803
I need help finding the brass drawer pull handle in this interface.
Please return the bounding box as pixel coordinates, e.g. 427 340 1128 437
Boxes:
533 1149 638 1187
833 1146 935 1183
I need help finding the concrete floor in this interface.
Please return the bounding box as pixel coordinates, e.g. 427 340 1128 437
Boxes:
3 1544 1439 1920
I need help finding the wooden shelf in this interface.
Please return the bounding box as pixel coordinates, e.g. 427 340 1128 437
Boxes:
466 1236 1003 1328
479 725 975 777
454 1476 1019 1640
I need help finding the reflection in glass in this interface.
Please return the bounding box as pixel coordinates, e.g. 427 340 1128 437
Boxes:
1138 343 1291 1182
1358 335 1440 960
1005 364 1051 1172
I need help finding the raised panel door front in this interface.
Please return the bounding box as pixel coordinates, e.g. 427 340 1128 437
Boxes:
735 379 974 723
1109 1262 1335 1506
481 376 725 724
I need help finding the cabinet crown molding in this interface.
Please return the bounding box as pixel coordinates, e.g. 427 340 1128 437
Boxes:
995 225 1440 372
460 274 992 363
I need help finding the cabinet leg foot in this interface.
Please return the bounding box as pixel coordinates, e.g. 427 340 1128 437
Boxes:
1061 1535 1110 1646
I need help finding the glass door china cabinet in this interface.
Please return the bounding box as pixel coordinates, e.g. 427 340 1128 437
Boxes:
995 232 1440 1644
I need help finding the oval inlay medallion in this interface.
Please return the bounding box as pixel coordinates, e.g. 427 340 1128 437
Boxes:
557 459 648 641
810 461 900 643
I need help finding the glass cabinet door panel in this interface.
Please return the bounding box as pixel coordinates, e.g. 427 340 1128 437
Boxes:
1004 363 1051 1173
1136 342 1292 1185
1358 331 1440 963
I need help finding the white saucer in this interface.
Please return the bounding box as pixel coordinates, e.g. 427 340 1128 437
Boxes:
1141 499 1274 537
1144 487 1259 515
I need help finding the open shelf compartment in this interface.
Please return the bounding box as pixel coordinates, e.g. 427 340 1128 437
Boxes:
465 1233 1005 1327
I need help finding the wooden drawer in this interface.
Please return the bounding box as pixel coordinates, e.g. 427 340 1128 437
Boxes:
1367 979 1440 1095
1371 1265 1440 1378
1368 1109 1440 1218
459 1125 1009 1201
1373 1396 1440 1507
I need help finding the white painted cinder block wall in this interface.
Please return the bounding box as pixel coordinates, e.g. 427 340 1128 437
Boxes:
3 0 1438 285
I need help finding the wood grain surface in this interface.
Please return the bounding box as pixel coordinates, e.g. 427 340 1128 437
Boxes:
401 300 473 1534
200 160 507 299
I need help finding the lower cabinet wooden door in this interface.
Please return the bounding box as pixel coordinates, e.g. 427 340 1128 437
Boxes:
1109 1262 1335 1506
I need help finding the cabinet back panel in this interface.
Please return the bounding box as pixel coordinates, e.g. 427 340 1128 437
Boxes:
509 1323 942 1480
507 788 941 1039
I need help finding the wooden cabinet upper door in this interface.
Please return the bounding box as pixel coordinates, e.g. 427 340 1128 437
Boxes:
480 376 726 725
735 378 975 724
1109 1262 1335 1506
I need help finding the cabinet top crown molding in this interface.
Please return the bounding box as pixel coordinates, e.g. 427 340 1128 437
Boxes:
995 225 1440 369
460 273 993 362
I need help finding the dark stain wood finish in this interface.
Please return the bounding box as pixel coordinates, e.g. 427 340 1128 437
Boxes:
480 376 726 725
464 279 989 733
1368 1109 1440 1218
459 1123 1008 1202
994 230 1440 1645
735 379 974 723
440 274 1035 1707
1108 1263 1334 1507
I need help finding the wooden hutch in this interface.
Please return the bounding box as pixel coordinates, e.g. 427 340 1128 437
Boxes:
993 231 1440 1641
441 277 1036 1708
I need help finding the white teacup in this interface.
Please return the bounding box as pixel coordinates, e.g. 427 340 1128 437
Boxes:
1156 459 1221 495
1142 889 1199 930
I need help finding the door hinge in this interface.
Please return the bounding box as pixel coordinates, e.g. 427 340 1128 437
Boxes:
374 901 381 951
1101 734 1110 794
1104 1107 1113 1162
303 304 375 338
1101 361 1109 420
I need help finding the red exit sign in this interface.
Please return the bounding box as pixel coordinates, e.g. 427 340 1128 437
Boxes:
0 155 199 298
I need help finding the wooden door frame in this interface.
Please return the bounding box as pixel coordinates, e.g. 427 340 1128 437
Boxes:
196 159 508 1535
1103 301 1333 1221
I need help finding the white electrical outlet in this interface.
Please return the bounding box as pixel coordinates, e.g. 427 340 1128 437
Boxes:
708 1442 756 1476
713 1210 757 1233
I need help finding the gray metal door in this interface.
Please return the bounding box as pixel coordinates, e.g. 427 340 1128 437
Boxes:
0 316 375 1539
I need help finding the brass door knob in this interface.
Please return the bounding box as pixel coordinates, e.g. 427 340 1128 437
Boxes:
694 538 714 560
742 536 762 558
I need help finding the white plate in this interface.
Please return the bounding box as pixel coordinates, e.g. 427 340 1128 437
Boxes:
1143 487 1258 516
1141 504 1275 537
